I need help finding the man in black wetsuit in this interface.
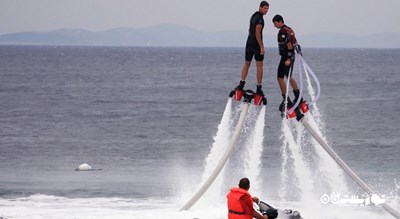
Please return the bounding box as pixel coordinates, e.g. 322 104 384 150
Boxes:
272 14 304 112
235 1 269 96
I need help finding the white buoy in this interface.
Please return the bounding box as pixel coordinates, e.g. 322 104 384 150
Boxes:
75 163 92 171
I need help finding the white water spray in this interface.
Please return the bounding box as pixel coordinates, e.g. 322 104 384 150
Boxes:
282 120 314 204
196 98 233 206
279 128 292 201
243 105 266 195
277 51 350 214
303 65 350 195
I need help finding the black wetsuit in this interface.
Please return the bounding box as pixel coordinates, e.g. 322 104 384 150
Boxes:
277 25 297 78
245 11 264 62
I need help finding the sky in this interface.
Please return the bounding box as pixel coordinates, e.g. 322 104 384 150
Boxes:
1 0 400 36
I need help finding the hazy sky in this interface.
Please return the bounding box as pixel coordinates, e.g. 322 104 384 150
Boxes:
1 0 400 36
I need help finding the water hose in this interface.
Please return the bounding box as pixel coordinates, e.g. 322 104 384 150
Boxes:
287 49 321 114
298 54 321 106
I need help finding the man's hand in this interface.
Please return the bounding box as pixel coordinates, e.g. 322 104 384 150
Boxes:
260 47 265 55
253 210 269 219
285 58 291 66
295 44 302 54
252 196 260 204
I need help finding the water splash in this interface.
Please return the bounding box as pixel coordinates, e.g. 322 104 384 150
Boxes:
194 99 234 207
281 119 314 204
279 121 297 201
243 105 266 195
304 68 350 196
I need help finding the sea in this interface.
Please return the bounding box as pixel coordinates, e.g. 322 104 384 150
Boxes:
0 45 399 219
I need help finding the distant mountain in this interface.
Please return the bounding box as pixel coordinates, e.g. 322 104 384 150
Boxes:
0 24 246 47
298 32 400 48
0 24 399 48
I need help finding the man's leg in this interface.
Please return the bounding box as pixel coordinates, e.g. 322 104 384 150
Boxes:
278 77 287 96
293 89 303 103
289 77 304 103
241 61 251 81
256 60 263 85
235 61 251 90
289 78 299 91
278 77 291 112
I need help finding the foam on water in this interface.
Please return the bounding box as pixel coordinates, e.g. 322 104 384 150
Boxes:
1 194 398 219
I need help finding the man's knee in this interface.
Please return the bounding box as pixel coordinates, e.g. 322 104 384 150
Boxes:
255 56 264 62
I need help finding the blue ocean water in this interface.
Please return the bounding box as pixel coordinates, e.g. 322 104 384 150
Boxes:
0 46 399 218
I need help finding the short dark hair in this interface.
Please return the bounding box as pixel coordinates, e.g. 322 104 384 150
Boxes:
272 14 284 23
238 178 250 190
260 1 269 7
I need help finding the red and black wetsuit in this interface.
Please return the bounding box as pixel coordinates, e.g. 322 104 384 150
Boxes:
245 11 264 62
277 25 297 78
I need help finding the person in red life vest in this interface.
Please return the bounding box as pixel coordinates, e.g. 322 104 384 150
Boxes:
272 14 304 113
227 178 268 219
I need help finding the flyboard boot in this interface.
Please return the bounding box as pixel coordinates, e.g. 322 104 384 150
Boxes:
254 84 267 105
229 82 267 105
279 94 303 120
229 80 245 101
293 89 308 113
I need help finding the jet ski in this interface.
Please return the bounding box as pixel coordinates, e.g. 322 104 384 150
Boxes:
257 201 303 219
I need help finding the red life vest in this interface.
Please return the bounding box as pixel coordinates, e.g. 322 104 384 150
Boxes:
281 25 297 45
227 188 253 219
277 25 297 57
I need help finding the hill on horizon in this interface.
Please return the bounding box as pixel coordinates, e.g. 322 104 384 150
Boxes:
0 24 399 48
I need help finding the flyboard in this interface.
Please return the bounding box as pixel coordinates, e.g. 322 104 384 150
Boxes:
281 47 400 219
